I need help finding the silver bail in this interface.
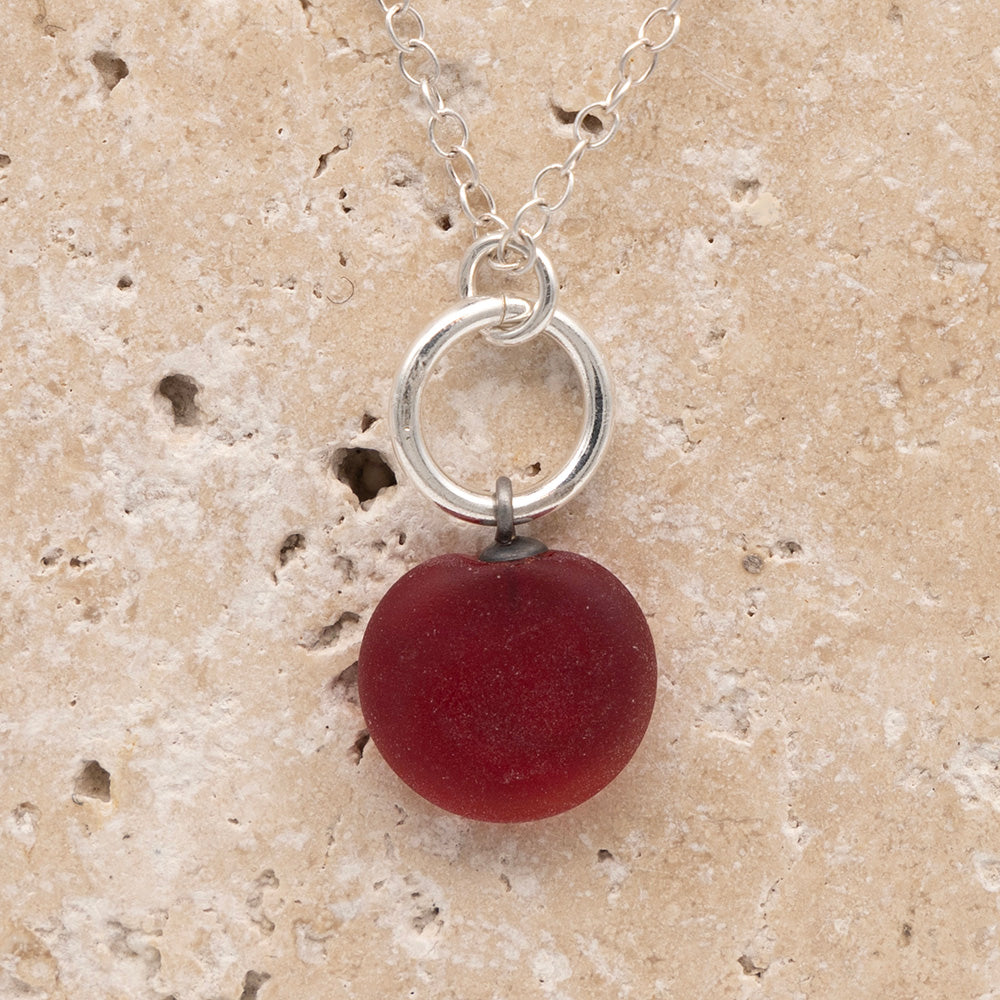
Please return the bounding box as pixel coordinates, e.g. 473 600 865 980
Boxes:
479 477 549 562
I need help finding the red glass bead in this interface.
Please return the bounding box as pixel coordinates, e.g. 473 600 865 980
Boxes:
358 549 657 822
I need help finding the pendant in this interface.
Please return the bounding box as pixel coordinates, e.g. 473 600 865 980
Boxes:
357 237 657 822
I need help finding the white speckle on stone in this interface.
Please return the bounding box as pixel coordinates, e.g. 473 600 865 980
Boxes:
508 873 541 898
532 946 572 992
947 742 1000 812
973 854 1000 893
874 381 904 409
883 709 907 746
743 189 783 227
807 73 833 103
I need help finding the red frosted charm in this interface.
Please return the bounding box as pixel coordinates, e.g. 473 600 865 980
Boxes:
358 550 656 822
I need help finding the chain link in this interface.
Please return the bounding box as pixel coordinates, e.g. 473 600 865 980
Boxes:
375 1 682 268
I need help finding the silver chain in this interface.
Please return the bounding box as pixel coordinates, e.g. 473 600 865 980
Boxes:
375 0 681 271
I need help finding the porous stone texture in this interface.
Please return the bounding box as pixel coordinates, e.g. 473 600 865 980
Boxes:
2 1 999 997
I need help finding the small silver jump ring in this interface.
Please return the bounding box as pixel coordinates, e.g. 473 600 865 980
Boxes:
391 296 613 525
458 235 557 345
492 227 537 276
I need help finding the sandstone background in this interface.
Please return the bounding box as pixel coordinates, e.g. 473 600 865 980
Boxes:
2 1 1000 997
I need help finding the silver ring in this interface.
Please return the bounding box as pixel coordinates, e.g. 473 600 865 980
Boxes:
391 296 612 525
457 236 558 346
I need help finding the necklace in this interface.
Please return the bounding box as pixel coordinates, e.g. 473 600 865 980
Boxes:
357 1 682 823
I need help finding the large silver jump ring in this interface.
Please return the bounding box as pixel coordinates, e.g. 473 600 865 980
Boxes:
391 295 612 525
457 236 558 346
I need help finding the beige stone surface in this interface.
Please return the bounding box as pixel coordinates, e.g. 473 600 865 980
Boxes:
3 0 1000 997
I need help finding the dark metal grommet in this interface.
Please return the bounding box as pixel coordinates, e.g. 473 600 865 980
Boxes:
479 477 549 562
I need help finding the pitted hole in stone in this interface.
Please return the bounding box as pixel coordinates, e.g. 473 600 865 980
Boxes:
314 127 353 179
157 373 201 427
597 849 614 862
278 532 305 567
238 970 271 1000
116 275 133 290
107 920 162 975
247 873 279 932
360 411 378 432
334 555 357 582
329 661 360 706
436 212 454 232
73 760 111 803
333 447 396 505
301 612 361 651
11 802 40 843
773 539 803 559
412 902 440 934
90 51 129 92
732 177 761 202
351 729 370 765
255 868 279 892
738 955 768 978
550 102 577 126
0 154 11 168
12 802 40 825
